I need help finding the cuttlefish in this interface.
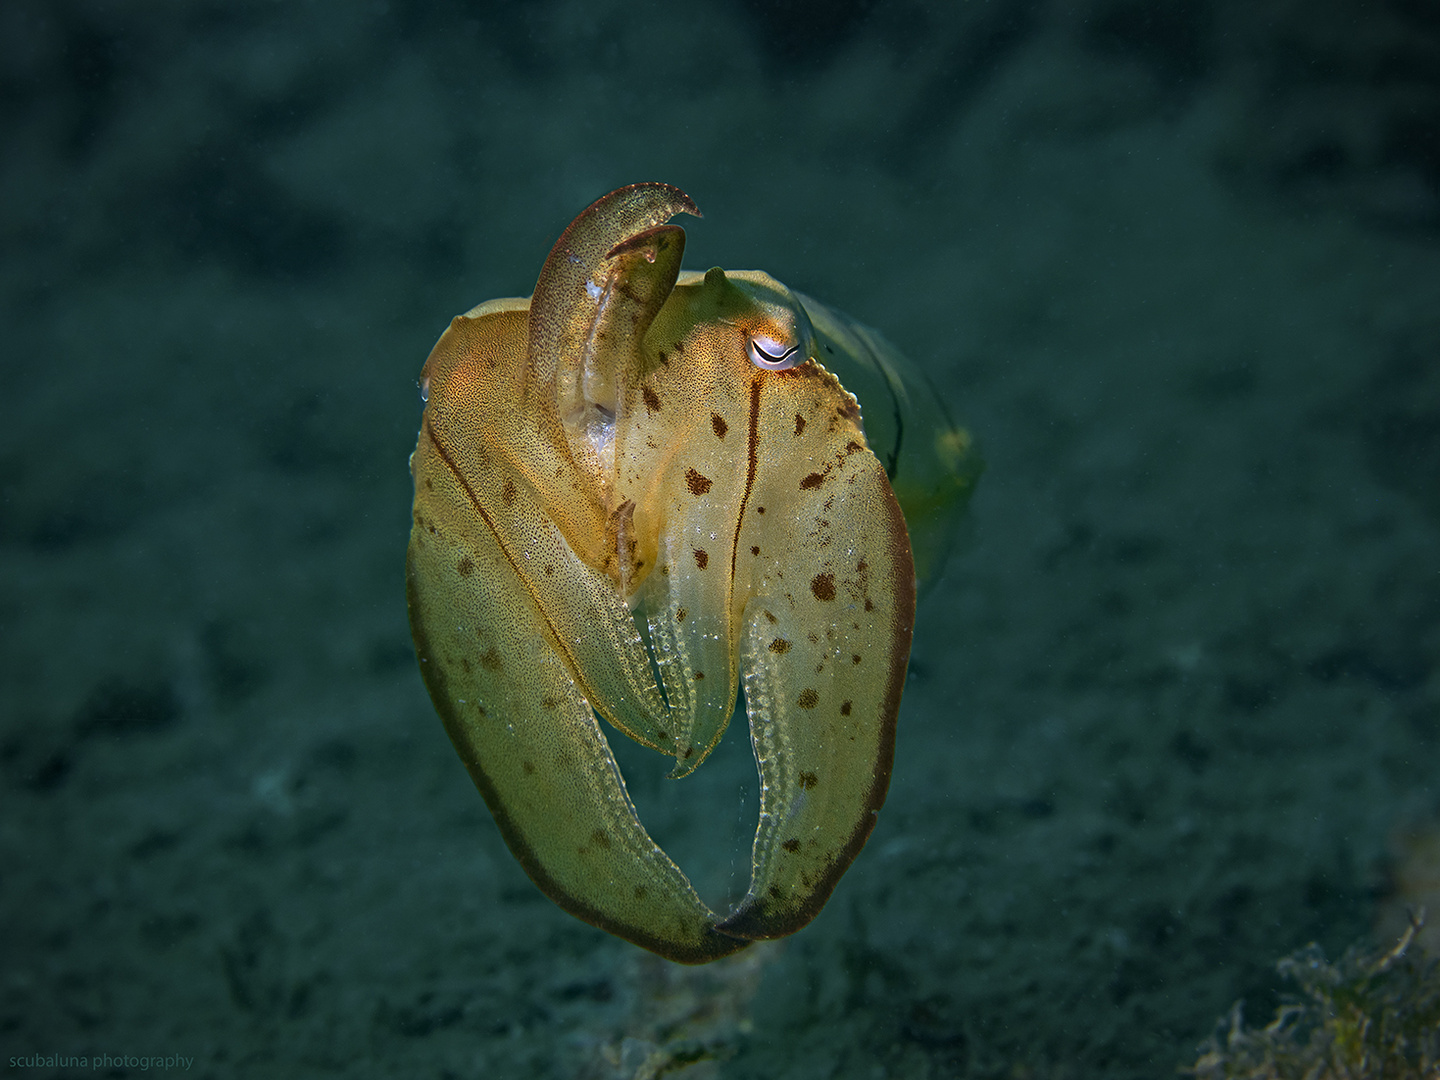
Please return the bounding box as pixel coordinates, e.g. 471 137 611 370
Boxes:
407 183 979 962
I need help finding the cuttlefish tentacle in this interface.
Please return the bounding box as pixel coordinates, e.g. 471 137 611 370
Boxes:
527 182 700 432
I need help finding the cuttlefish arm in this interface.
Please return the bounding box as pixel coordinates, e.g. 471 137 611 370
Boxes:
408 297 745 963
615 266 917 939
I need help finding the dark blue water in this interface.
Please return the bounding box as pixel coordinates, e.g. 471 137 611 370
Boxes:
2 2 1437 1077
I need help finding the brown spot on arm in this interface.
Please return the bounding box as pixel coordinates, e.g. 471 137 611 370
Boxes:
797 687 819 709
800 471 826 490
693 549 709 569
810 573 836 601
685 468 713 495
768 638 792 654
711 413 728 439
642 385 661 413
501 479 516 506
794 412 806 436
456 555 474 576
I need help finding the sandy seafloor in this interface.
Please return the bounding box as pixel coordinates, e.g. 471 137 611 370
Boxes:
2 2 1438 1077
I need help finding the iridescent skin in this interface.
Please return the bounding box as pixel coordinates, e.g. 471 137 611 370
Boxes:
407 184 979 963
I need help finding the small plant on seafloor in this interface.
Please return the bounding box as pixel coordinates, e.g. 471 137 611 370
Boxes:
1185 911 1439 1080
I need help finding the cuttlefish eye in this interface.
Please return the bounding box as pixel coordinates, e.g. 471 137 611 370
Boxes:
747 333 804 371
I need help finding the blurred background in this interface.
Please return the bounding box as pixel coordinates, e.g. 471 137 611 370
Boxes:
1 1 1438 1077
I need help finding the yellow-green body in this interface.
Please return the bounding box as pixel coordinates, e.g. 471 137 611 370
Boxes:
406 184 979 963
